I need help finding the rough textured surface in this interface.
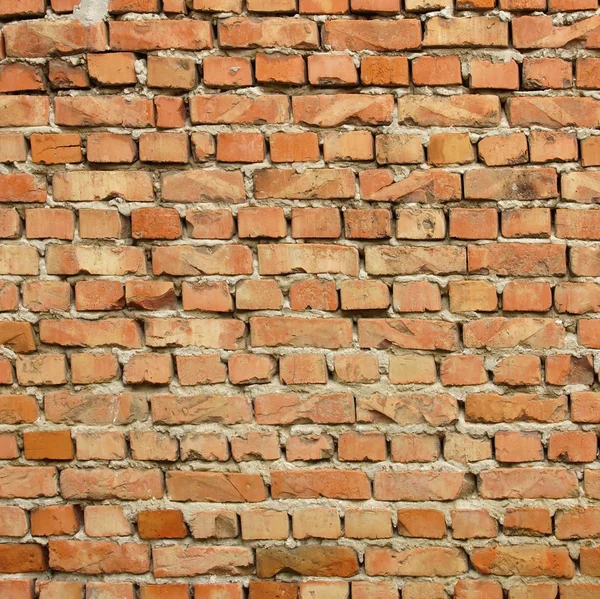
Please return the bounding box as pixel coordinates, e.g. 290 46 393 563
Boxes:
0 0 600 597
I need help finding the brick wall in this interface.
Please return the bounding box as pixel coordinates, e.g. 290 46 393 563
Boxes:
0 0 600 597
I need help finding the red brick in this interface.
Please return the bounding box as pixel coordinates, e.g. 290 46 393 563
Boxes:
547 355 594 386
294 95 394 126
452 510 497 539
167 471 265 502
255 53 306 85
361 56 409 86
88 52 136 85
4 21 107 57
471 59 519 89
229 353 275 384
396 208 445 240
424 16 508 47
471 546 574 578
530 130 577 163
109 0 160 11
87 133 136 163
323 131 373 162
289 280 338 311
504 508 552 537
393 281 440 312
450 208 497 239
507 96 600 127
147 55 197 89
338 432 386 461
464 167 558 200
501 208 551 238
479 132 528 166
193 0 242 10
186 209 234 239
203 56 253 87
308 54 357 86
139 132 189 164
0 133 27 163
440 355 487 386
494 355 542 386
232 432 280 462
412 55 461 85
0 173 46 203
48 59 89 89
428 132 475 165
324 19 421 50
124 353 173 385
366 547 467 576
270 132 318 162
110 20 212 50
582 137 600 166
219 17 319 49
176 356 227 386
84 505 130 537
287 435 334 461
280 353 327 384
523 57 573 89
0 63 44 93
55 96 154 127
162 170 245 203
300 0 349 12
549 431 597 462
217 132 265 163
258 244 358 276
156 96 185 128
467 392 567 423
76 431 126 461
138 510 186 539
376 134 424 164
469 243 565 276
260 394 345 426
382 421 441 454
479 468 577 499
495 431 543 462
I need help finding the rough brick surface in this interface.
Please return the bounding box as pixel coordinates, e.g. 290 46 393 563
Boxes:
0 0 598 595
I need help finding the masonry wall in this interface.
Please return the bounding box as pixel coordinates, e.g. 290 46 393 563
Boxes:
1 0 600 597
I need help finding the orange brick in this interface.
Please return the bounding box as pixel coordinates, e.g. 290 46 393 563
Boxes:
88 52 137 85
255 53 306 85
203 56 253 87
147 55 197 89
30 133 82 165
470 59 519 89
280 353 328 384
270 132 319 162
87 133 136 163
217 132 265 163
361 56 409 86
139 132 189 163
523 57 573 89
308 54 358 86
412 55 462 85
23 430 74 461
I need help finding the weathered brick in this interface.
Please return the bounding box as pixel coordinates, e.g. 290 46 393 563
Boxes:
324 19 421 50
398 95 501 127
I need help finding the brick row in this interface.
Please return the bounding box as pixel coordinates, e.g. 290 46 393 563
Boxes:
1 580 599 599
4 423 600 464
9 94 600 129
3 129 600 166
4 54 600 91
2 503 600 541
0 465 597 500
7 206 600 243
